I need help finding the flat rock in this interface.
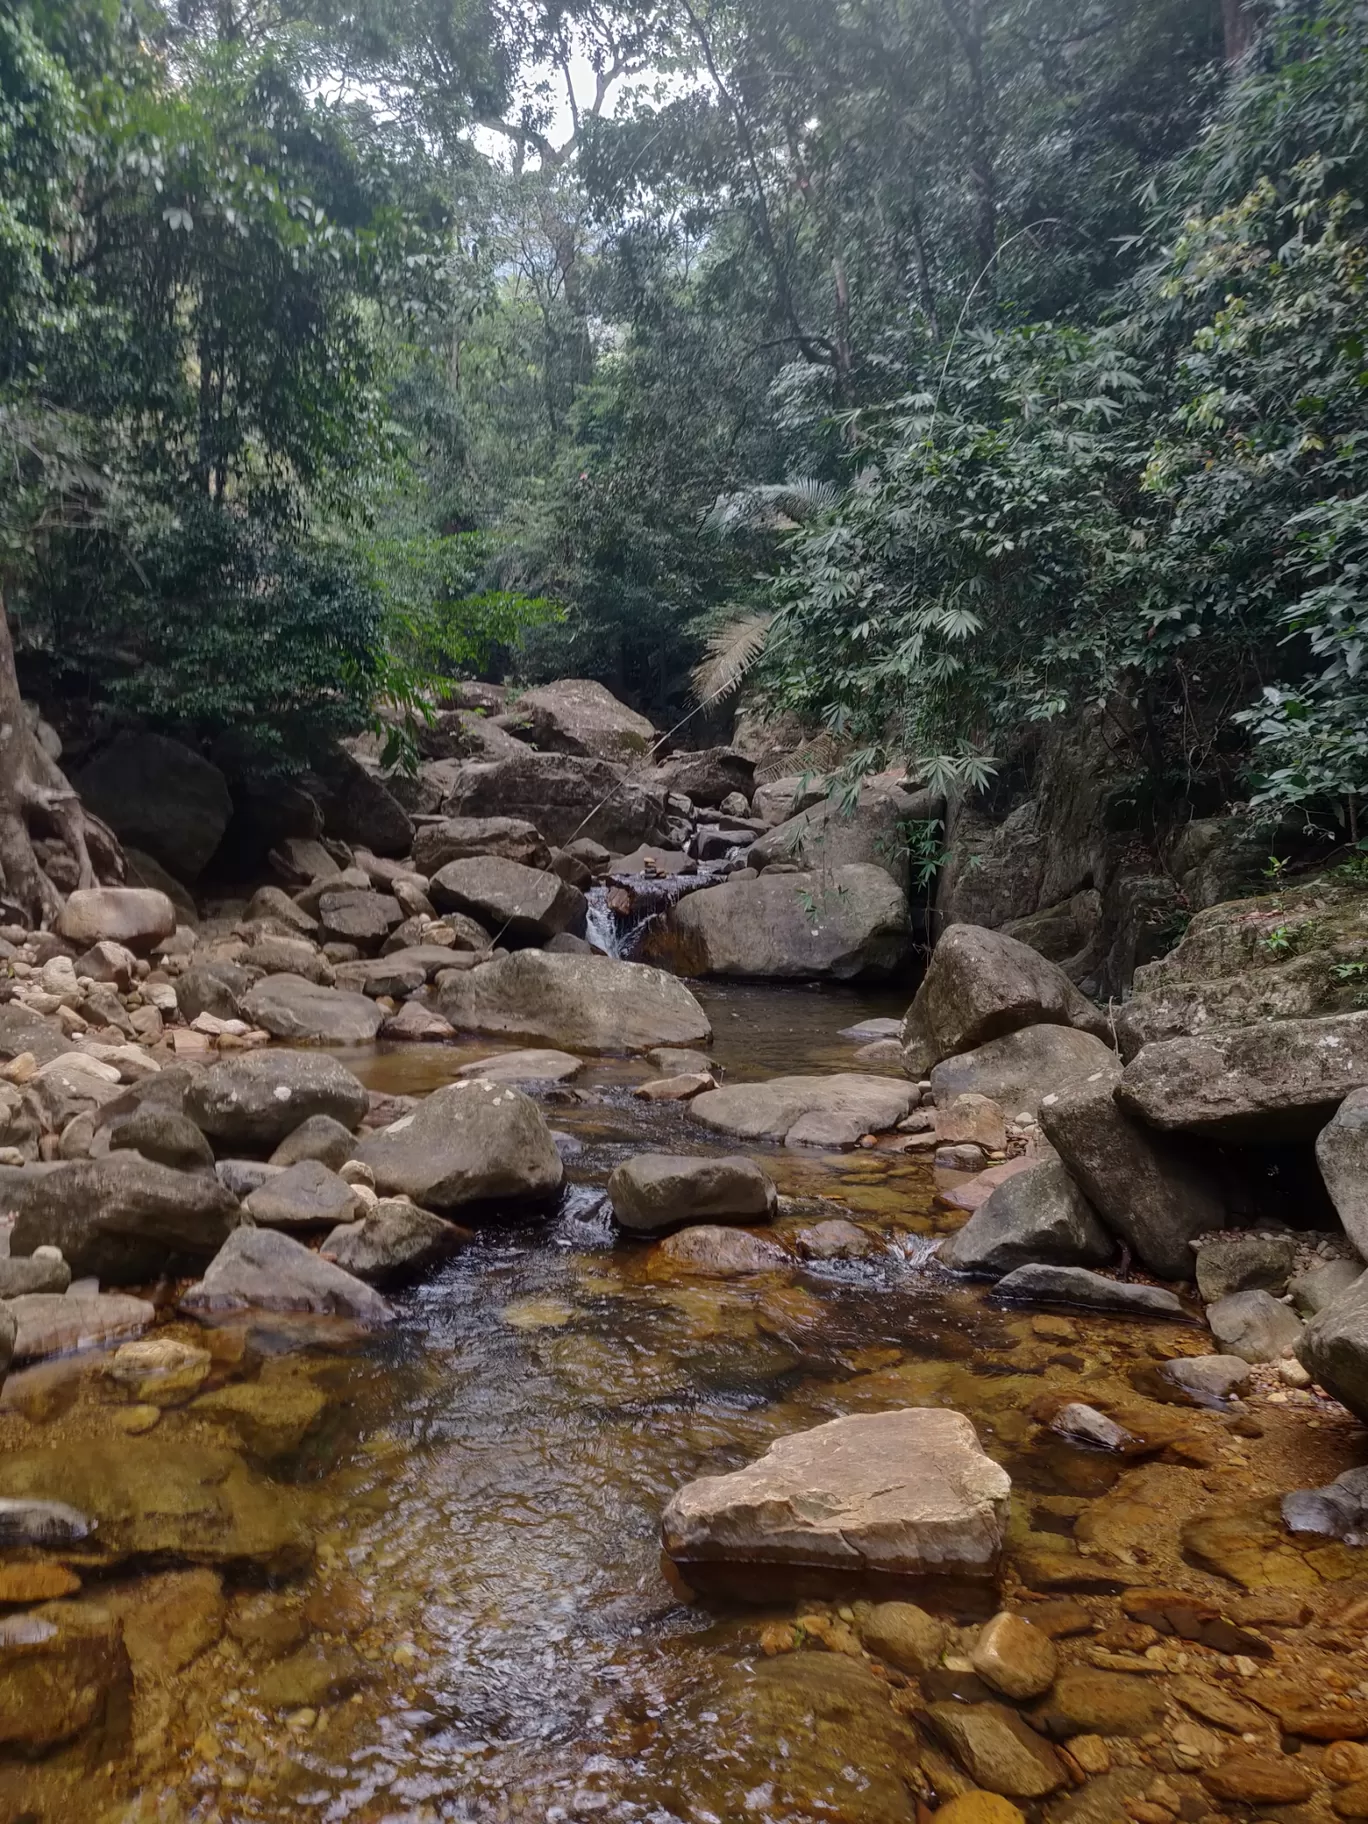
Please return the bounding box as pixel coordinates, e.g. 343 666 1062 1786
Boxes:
1206 1288 1303 1363
6 1156 243 1282
931 1027 1119 1119
455 1049 583 1085
1202 1754 1313 1806
240 974 383 1045
108 1107 216 1174
185 1052 368 1149
992 1264 1184 1318
649 1226 789 1277
437 950 710 1053
0 1598 129 1752
941 1161 1112 1277
244 1159 359 1230
608 1153 777 1234
689 1073 915 1148
321 1199 470 1285
662 1408 1011 1579
1031 1668 1167 1738
7 1292 154 1362
925 1702 1067 1798
180 1226 394 1325
0 1254 69 1297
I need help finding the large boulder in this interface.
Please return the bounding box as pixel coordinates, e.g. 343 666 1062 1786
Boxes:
321 1199 470 1285
1118 1011 1368 1141
411 816 551 876
504 677 657 762
314 747 413 857
439 750 669 853
7 1156 243 1282
608 1153 777 1234
56 888 176 954
436 950 710 1054
1207 1289 1303 1364
74 731 231 882
240 975 383 1046
1298 1275 1368 1421
0 1003 71 1066
1038 1071 1226 1279
316 889 401 954
180 1226 394 1324
175 962 257 1024
1316 1090 1368 1257
185 1052 368 1150
901 925 1109 1076
648 747 755 809
940 1161 1113 1276
749 784 943 894
8 1292 155 1363
930 1027 1119 1120
428 857 586 945
655 865 911 981
689 1074 916 1147
354 1080 564 1213
244 1160 360 1231
662 1409 1010 1580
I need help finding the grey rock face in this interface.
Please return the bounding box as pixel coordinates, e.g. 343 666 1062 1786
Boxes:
412 816 552 876
74 730 231 881
1317 1089 1368 1257
180 1226 394 1323
688 1074 916 1148
608 1153 777 1234
440 750 669 853
269 1115 357 1172
992 1263 1185 1317
1194 1234 1296 1304
175 963 257 1024
1289 1258 1364 1317
940 1160 1113 1276
185 1052 368 1150
244 1160 360 1231
240 975 384 1046
0 1254 70 1297
7 1156 243 1282
354 1080 564 1214
1206 1288 1303 1363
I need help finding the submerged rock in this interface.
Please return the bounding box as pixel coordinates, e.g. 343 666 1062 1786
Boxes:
992 1264 1184 1317
662 1408 1010 1579
608 1153 777 1234
354 1080 564 1213
970 1611 1058 1701
437 950 711 1053
650 1226 789 1277
927 1701 1067 1799
940 1161 1112 1276
1158 1354 1252 1404
1290 1257 1364 1316
689 1073 915 1147
185 1051 368 1149
180 1226 394 1324
0 1599 130 1753
455 1049 583 1085
8 1291 155 1363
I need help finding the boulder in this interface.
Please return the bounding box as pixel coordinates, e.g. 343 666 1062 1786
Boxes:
940 1161 1113 1276
1037 1071 1226 1280
108 1107 216 1175
1290 1258 1364 1317
7 1156 242 1282
181 1226 394 1324
436 950 711 1053
317 889 401 953
175 962 257 1024
240 974 383 1046
0 1254 69 1297
1195 1234 1296 1304
752 774 829 825
1317 1089 1368 1257
992 1263 1185 1317
901 925 1110 1077
648 747 755 808
750 783 943 894
649 1226 789 1277
455 1049 583 1085
185 1052 368 1150
74 730 231 881
269 1115 356 1171
930 1027 1119 1120
244 1160 360 1231
505 677 657 762
1206 1289 1303 1363
608 1154 777 1234
0 1598 130 1752
936 1093 1008 1152
971 1611 1058 1701
1159 1354 1253 1403
689 1073 916 1147
655 865 910 980
1299 1274 1368 1420
925 1702 1067 1800
56 887 177 954
429 857 587 945
354 1080 564 1213
321 1199 470 1285
0 1003 71 1066
1118 1012 1368 1141
8 1291 155 1362
662 1409 1010 1579
315 747 413 857
440 750 669 853
411 816 551 875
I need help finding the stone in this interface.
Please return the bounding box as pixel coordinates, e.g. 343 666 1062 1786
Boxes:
650 1226 790 1277
749 783 942 894
941 1161 1113 1277
790 1217 879 1261
437 950 711 1053
6 1156 242 1282
429 856 586 945
1158 1354 1252 1403
382 1000 456 1042
935 1096 1008 1154
75 730 231 880
1169 1674 1266 1733
992 1264 1184 1317
254 1643 370 1709
1298 1272 1368 1419
931 1027 1119 1120
634 1071 716 1101
1318 1089 1368 1256
244 1159 359 1231
240 974 383 1045
181 1226 394 1324
191 1374 328 1458
1195 1234 1297 1303
1049 1402 1135 1451
185 1051 368 1148
1032 1669 1167 1739
174 961 256 1023
441 749 668 853
0 1563 80 1601
412 816 551 876
216 1159 282 1199
971 1611 1058 1700
1281 1464 1368 1544
860 1600 947 1673
662 1408 1011 1579
925 1702 1067 1799
1201 1755 1313 1806
656 865 911 980
648 1047 714 1075
608 1153 777 1234
934 1797 1025 1824
56 887 177 954
246 884 320 934
689 1073 915 1147
103 1337 211 1405
315 747 413 857
354 1079 563 1213
0 1498 91 1547
108 1567 224 1676
506 677 656 762
8 1291 154 1362
75 938 137 990
0 1253 68 1296
321 1199 470 1285
1292 1257 1365 1315
648 747 755 808
1037 1073 1225 1280
0 1599 129 1752
270 1114 356 1171
1206 1289 1303 1363
108 1106 216 1174
455 1049 584 1086
1327 1745 1368 1785
902 925 1109 1077
317 888 401 952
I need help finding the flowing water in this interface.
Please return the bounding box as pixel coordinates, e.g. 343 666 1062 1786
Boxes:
3 983 1365 1824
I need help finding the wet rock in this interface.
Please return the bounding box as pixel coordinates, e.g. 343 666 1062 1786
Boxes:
0 1599 130 1752
648 1047 714 1075
1292 1257 1365 1316
226 1590 307 1653
689 1073 915 1147
932 1028 1118 1121
1158 1354 1252 1404
244 1159 359 1231
1318 1090 1368 1256
185 1051 368 1149
56 886 177 953
1195 1233 1297 1303
8 1291 155 1361
860 1599 947 1673
1281 1464 1368 1544
1206 1288 1303 1363
634 1071 716 1101
321 1198 470 1285
1038 1073 1225 1279
0 1003 70 1067
941 1161 1112 1277
1032 1668 1166 1739
1049 1403 1135 1452
902 925 1110 1077
0 1253 69 1297
240 973 384 1045
103 1337 211 1405
255 1643 371 1709
791 1218 878 1260
412 816 552 875
354 1080 563 1214
438 949 710 1053
6 1155 242 1282
659 864 911 980
934 1796 1025 1824
192 1373 328 1458
0 1497 91 1547
1202 1753 1313 1806
181 1226 394 1324
971 1611 1057 1700
108 1107 217 1175
992 1264 1184 1317
926 1701 1067 1799
269 1114 357 1171
383 1000 457 1042
216 1159 281 1199
650 1226 789 1277
1044 1770 1151 1824
662 1408 1010 1579
429 857 587 946
608 1153 777 1235
107 1567 224 1676
455 1049 583 1086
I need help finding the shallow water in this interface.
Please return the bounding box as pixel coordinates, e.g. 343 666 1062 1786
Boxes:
4 982 1366 1823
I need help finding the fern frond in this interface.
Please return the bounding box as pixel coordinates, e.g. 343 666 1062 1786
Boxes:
702 479 837 537
690 611 773 705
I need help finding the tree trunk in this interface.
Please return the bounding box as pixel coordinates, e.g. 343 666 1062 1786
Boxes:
1223 0 1252 61
0 588 121 927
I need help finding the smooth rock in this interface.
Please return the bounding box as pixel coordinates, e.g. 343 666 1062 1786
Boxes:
1049 1402 1135 1452
8 1291 154 1362
992 1264 1184 1317
1158 1354 1252 1404
411 816 552 876
1290 1258 1364 1317
0 1254 69 1297
0 1598 129 1752
1206 1288 1303 1363
56 887 177 954
437 950 710 1053
321 1199 470 1285
941 1161 1112 1277
244 1160 359 1231
317 888 401 952
658 865 911 980
269 1114 357 1171
662 1408 1011 1579
440 749 668 853
650 1226 789 1277
1202 1755 1313 1806
689 1073 915 1147
455 1049 583 1086
185 1052 367 1149
1195 1233 1297 1303
1299 1273 1368 1420
180 1227 394 1324
6 1156 242 1282
1318 1089 1368 1256
508 677 657 762
936 1093 1008 1152
608 1153 777 1234
971 1611 1058 1700
926 1702 1067 1799
354 1080 563 1213
1031 1668 1166 1739
860 1600 947 1673
103 1337 211 1406
75 730 231 880
175 961 255 1023
191 1374 328 1459
429 856 587 945
934 1797 1025 1824
790 1218 878 1260
240 974 383 1045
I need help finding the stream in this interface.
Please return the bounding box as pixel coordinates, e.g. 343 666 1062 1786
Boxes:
3 982 1365 1824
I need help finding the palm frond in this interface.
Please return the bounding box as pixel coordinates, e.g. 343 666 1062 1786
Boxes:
702 479 837 537
690 611 773 705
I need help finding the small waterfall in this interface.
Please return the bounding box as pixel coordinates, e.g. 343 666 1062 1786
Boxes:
584 861 732 959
